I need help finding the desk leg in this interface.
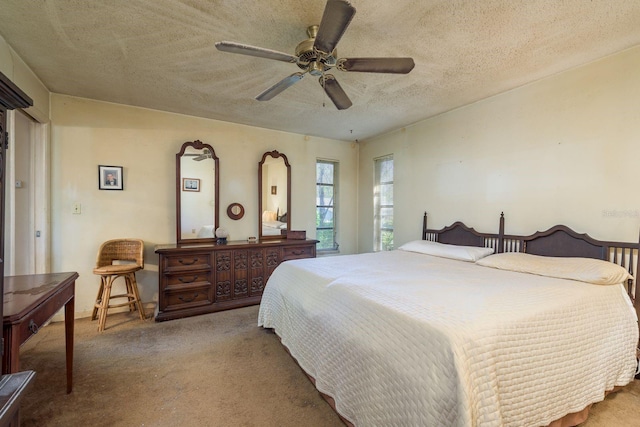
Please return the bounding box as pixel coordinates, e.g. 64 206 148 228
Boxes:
2 326 20 374
64 296 74 393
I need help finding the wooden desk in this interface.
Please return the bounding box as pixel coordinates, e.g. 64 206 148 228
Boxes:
2 272 78 394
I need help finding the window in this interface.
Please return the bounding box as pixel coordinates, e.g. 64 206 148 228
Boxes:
316 160 338 251
374 155 393 251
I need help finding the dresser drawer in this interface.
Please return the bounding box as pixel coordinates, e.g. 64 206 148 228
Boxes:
282 245 315 260
163 284 213 311
165 272 212 289
163 252 211 272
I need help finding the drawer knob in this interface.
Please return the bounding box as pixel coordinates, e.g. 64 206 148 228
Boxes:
178 275 199 283
291 250 304 255
178 258 199 265
178 293 199 303
28 319 39 335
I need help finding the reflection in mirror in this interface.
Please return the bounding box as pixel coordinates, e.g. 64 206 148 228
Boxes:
176 140 219 244
259 150 290 240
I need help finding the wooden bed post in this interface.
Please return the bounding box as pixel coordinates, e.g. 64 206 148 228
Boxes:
629 232 640 348
498 212 505 253
422 212 427 240
635 230 640 344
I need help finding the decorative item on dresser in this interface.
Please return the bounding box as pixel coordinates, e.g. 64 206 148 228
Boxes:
155 238 317 321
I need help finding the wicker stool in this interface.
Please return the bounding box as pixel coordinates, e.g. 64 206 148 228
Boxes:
92 238 146 332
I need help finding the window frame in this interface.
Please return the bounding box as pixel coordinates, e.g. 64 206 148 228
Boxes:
374 155 394 251
315 159 339 252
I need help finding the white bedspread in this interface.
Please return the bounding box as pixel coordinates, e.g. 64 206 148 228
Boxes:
258 250 638 427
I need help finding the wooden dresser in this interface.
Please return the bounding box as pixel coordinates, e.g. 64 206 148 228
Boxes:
155 239 317 321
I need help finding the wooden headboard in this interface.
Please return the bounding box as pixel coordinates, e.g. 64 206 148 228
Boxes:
421 212 505 252
505 225 627 259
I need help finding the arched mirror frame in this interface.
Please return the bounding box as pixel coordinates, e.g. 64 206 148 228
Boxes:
258 150 291 241
176 140 220 244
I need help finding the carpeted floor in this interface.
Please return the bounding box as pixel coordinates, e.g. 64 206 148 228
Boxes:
17 305 640 426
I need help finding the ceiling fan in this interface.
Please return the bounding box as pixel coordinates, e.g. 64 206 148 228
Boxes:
184 148 212 161
215 0 415 110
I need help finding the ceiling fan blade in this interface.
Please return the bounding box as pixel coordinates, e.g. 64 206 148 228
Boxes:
313 0 356 54
256 73 305 101
215 41 297 63
319 74 352 110
338 57 415 74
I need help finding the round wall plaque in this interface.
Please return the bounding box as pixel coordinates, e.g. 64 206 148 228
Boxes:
227 203 245 220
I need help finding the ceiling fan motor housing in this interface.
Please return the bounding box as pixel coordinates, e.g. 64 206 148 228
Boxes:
295 25 337 75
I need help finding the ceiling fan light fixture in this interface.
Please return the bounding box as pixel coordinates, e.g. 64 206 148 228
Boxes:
309 61 325 76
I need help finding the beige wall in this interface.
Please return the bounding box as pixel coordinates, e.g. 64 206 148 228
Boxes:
50 95 358 318
358 46 640 252
0 35 50 122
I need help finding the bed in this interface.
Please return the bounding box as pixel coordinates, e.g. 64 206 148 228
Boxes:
262 210 287 236
258 213 639 426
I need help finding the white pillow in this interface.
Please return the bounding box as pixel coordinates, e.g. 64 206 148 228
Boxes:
262 210 277 222
398 240 494 262
476 252 633 285
263 220 285 229
196 225 215 238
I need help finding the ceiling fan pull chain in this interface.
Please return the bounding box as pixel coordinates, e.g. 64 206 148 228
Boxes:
322 73 327 108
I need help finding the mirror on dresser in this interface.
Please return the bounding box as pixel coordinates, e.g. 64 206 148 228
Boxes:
258 150 291 240
176 140 220 244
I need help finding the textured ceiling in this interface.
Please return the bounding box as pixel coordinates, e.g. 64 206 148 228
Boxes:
1 0 640 141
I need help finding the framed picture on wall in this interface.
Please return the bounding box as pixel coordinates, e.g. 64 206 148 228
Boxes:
183 178 200 192
98 165 123 190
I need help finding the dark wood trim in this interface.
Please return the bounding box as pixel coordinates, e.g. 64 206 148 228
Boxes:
0 72 33 110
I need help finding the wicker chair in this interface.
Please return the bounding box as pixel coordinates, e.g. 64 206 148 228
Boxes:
92 238 146 332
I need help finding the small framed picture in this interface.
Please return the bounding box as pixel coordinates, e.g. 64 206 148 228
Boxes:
183 178 200 192
271 185 277 195
99 165 123 190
